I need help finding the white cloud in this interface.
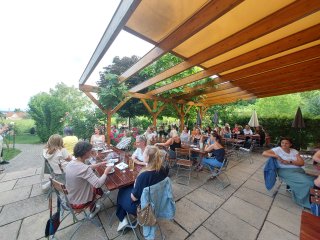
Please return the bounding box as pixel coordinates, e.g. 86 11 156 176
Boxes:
0 0 153 110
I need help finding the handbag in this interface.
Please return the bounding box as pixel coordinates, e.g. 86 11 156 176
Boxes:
137 187 157 226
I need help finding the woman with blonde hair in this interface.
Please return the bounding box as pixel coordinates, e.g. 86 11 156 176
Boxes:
43 134 72 175
116 145 169 231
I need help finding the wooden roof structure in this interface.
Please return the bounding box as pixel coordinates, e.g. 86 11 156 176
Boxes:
79 0 320 143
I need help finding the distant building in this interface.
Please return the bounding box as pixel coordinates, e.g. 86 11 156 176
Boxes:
5 112 27 120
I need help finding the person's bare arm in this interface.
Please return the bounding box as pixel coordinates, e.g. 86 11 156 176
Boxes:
155 138 172 147
313 150 320 163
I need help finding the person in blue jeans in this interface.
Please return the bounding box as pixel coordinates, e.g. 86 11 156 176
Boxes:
116 145 169 232
198 133 225 171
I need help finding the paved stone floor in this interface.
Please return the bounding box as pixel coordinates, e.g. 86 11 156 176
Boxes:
0 145 304 239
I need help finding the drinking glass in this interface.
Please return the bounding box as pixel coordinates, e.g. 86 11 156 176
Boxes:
129 158 135 171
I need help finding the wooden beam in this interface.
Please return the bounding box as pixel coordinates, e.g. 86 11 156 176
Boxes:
83 92 107 114
177 52 320 100
129 0 320 93
79 0 141 84
221 44 320 80
111 97 132 114
79 84 100 93
140 99 152 113
118 0 244 82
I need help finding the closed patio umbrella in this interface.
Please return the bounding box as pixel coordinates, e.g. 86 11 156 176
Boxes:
196 110 202 127
212 111 219 127
292 107 305 150
248 110 259 127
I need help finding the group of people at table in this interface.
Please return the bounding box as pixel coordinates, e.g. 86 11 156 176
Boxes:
42 124 320 236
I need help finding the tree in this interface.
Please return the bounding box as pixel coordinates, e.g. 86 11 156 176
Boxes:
28 93 68 142
300 90 320 116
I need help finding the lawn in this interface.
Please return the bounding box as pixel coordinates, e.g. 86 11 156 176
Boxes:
2 148 21 161
15 134 42 144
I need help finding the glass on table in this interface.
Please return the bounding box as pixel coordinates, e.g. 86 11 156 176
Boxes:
129 158 135 171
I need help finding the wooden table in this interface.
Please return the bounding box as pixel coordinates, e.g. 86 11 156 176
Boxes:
300 211 320 240
96 162 143 191
304 163 320 177
96 146 142 191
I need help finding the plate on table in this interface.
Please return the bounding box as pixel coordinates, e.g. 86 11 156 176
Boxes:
190 144 197 148
107 158 119 164
102 149 113 153
116 162 128 171
193 147 200 151
108 168 115 174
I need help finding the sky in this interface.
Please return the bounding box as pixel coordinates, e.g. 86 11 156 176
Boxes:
0 0 153 111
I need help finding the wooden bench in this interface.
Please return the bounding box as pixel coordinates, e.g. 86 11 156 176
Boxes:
300 211 320 240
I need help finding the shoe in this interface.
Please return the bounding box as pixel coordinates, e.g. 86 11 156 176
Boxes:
89 203 101 219
117 217 129 232
0 161 9 165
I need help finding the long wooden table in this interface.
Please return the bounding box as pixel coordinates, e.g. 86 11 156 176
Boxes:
96 146 143 191
300 211 320 240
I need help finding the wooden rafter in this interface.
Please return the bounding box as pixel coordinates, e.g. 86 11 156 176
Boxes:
118 0 244 82
129 0 320 93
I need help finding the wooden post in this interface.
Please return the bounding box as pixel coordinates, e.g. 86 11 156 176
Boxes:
106 109 112 146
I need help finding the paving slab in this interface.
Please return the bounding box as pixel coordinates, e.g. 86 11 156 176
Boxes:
14 174 42 189
243 179 272 197
204 208 259 240
0 220 21 240
185 187 224 213
202 180 236 200
99 206 122 240
54 220 107 240
0 185 32 206
222 196 267 229
174 198 210 233
225 168 252 180
158 220 189 240
267 206 301 236
172 182 193 201
186 226 220 240
258 221 298 240
0 179 17 193
1 168 37 182
273 193 303 215
234 186 273 211
0 194 48 226
30 183 45 198
18 209 50 240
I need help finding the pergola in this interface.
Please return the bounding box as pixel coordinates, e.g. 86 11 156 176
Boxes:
79 0 320 145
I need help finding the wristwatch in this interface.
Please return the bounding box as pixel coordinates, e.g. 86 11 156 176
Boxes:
289 160 293 164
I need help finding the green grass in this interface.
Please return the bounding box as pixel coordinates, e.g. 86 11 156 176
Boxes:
15 134 42 144
2 148 21 161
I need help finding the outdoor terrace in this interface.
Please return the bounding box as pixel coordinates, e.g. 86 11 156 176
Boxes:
0 145 304 240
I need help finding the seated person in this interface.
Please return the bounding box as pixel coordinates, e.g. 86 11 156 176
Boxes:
116 130 132 150
65 141 112 218
180 126 190 143
132 135 148 166
90 126 105 149
191 127 202 146
262 137 315 208
63 126 78 156
198 133 225 171
116 145 169 231
221 126 232 138
158 125 167 137
313 150 320 189
255 126 266 147
144 126 156 144
155 132 181 159
43 134 72 176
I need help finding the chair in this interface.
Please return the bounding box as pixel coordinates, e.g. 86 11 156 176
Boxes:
238 141 255 164
207 157 230 189
49 178 102 239
310 188 320 216
175 148 193 185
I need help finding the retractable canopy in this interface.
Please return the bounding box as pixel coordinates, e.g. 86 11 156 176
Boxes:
79 0 320 106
